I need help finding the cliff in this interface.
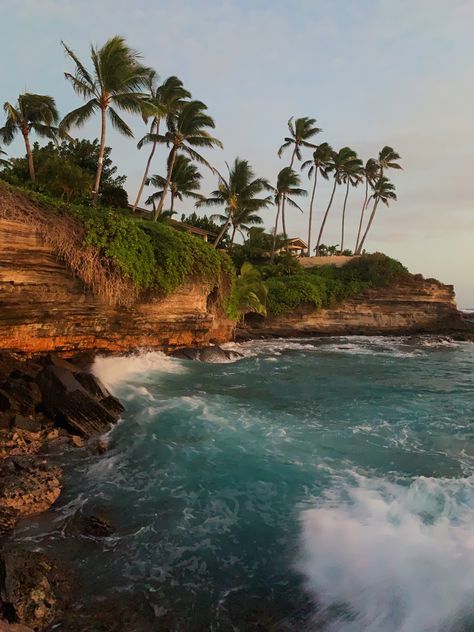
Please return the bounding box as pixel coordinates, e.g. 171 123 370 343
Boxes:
0 218 234 354
240 276 464 338
0 199 468 354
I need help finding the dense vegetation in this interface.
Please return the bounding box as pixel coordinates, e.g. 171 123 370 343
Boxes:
0 34 406 321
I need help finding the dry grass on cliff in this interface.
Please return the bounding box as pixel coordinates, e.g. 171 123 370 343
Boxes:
0 183 137 306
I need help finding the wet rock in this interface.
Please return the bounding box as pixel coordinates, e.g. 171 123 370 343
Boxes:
0 456 62 536
171 345 243 363
74 371 109 400
83 514 115 538
0 548 71 631
70 435 85 448
0 621 34 632
11 416 40 434
36 366 119 438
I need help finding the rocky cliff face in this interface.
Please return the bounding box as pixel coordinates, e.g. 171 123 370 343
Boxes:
0 218 234 354
240 276 463 338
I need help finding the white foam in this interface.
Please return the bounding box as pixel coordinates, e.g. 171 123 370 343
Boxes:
299 473 474 631
92 351 186 391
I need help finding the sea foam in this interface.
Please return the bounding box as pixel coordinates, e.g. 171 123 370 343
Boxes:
299 473 474 631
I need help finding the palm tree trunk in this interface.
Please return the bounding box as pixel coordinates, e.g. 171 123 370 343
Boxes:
355 178 369 253
340 179 350 253
132 118 160 212
214 215 232 248
271 198 282 260
315 178 337 255
170 192 175 214
22 130 35 183
155 146 177 220
356 198 379 254
289 146 297 169
230 225 237 245
281 195 288 242
93 106 107 206
307 168 318 256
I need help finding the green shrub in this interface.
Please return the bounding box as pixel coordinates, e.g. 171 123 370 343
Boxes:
83 211 156 289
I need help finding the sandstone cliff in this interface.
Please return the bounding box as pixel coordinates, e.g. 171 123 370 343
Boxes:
240 276 464 338
0 218 234 353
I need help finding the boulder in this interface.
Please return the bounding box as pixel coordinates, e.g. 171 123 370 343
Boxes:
83 514 115 538
0 549 71 631
0 456 62 536
36 366 121 438
171 345 243 363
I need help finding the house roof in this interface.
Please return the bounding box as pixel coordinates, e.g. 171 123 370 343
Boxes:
287 237 308 248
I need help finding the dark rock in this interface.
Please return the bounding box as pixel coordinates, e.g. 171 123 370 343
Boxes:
75 371 109 400
100 395 125 417
38 353 80 374
11 415 40 433
171 345 243 363
83 514 115 538
0 548 71 631
36 366 119 438
0 456 62 536
0 380 41 419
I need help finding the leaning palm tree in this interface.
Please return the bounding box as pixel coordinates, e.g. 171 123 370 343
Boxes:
272 167 307 255
378 146 402 177
141 100 223 220
354 158 379 253
132 73 191 211
356 177 397 253
338 150 363 253
198 158 271 247
145 154 203 213
278 116 321 167
60 36 151 204
0 94 59 182
212 204 265 245
315 147 361 255
301 142 333 256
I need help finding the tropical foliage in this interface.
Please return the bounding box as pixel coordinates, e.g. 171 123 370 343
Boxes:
198 158 271 247
0 34 406 321
60 36 151 204
0 93 59 182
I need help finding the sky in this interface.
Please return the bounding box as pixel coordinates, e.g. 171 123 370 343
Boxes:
2 0 474 306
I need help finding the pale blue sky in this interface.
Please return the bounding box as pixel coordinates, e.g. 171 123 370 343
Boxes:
3 0 474 305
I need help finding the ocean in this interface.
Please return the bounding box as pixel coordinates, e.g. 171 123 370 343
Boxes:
10 336 474 631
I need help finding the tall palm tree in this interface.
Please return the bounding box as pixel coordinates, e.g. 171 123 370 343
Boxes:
356 177 397 253
378 146 402 177
338 150 363 253
60 36 151 204
212 204 265 245
141 100 223 220
198 158 271 248
301 142 333 256
315 147 360 255
145 154 203 213
272 167 307 256
355 158 379 253
278 116 321 167
133 73 191 212
0 94 59 182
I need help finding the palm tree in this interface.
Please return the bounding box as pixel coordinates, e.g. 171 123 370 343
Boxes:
356 177 397 253
140 100 223 220
133 73 191 212
378 146 402 177
60 36 151 204
198 158 271 247
278 116 321 167
315 147 360 255
145 154 203 213
301 142 333 256
272 167 306 255
0 146 10 168
0 94 59 182
354 158 379 253
338 150 363 253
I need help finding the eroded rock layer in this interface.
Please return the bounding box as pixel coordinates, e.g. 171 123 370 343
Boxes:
0 218 234 354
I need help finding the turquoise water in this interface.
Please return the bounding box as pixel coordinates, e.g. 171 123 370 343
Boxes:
12 337 474 631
